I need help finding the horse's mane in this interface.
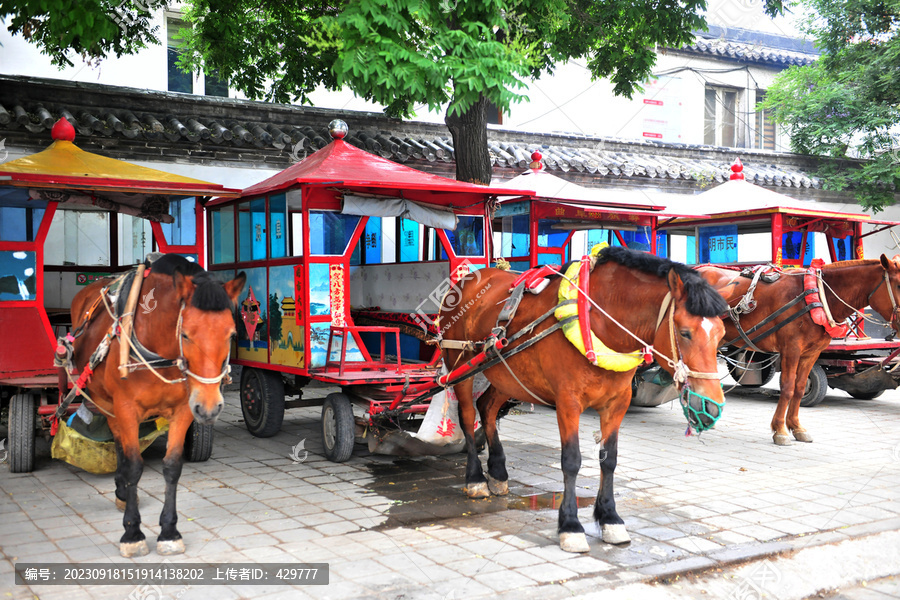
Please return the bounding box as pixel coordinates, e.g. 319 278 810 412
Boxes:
821 258 877 269
150 254 234 312
596 246 728 317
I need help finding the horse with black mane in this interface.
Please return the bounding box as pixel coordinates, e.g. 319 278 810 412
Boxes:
440 246 727 553
699 255 900 445
68 254 245 557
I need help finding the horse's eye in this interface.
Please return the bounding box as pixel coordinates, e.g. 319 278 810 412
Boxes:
182 333 190 341
679 330 692 340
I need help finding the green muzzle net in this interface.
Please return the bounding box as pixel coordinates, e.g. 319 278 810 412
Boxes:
680 386 725 434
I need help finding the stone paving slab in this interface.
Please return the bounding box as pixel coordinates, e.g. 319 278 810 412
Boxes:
2 379 900 599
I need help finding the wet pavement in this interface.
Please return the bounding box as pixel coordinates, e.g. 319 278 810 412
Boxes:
2 375 900 599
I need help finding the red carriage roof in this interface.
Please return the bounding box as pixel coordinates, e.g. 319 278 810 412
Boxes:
220 133 531 203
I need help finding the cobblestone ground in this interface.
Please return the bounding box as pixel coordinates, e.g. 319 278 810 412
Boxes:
3 378 900 600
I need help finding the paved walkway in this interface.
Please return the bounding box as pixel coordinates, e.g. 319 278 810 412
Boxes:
3 378 900 599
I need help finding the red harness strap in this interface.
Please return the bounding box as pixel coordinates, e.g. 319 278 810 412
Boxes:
578 256 596 362
510 264 560 292
804 259 849 338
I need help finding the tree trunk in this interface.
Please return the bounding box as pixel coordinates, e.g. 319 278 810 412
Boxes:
444 95 492 185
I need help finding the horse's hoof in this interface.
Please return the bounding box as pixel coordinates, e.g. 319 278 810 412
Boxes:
792 430 813 443
559 532 590 553
119 540 149 558
602 524 631 545
773 433 792 446
487 476 509 496
157 539 186 555
465 482 490 499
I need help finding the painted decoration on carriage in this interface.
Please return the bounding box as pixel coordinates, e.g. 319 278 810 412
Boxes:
307 261 364 368
269 264 304 367
0 251 37 301
237 267 268 361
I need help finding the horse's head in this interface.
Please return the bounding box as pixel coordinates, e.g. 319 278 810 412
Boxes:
173 269 247 425
869 254 900 333
655 267 728 432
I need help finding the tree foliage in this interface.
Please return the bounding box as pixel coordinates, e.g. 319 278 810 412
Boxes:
761 0 900 211
0 0 166 67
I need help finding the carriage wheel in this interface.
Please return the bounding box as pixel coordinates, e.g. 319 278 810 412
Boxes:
240 368 285 438
727 355 777 387
800 364 828 407
321 393 355 463
184 422 215 462
8 393 36 473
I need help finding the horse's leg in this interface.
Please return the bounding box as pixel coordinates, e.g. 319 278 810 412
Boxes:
112 419 149 558
787 355 817 443
556 398 590 554
771 351 798 445
455 378 489 499
157 408 193 555
593 395 631 546
477 386 511 496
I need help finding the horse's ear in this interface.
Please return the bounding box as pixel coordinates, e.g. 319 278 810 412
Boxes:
881 254 891 270
224 272 247 304
173 269 195 303
667 268 686 302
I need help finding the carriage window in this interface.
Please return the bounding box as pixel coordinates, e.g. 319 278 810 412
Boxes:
118 214 153 266
44 210 110 266
0 204 45 242
668 232 697 264
354 217 382 264
210 205 235 264
0 250 37 301
832 234 854 262
699 225 738 263
238 198 267 261
445 216 484 257
499 215 529 258
398 218 421 262
537 219 569 249
309 211 361 256
782 231 814 265
159 197 196 246
737 232 771 263
270 193 288 259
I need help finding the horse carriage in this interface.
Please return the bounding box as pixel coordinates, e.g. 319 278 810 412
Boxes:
0 118 240 474
659 162 900 411
205 120 528 462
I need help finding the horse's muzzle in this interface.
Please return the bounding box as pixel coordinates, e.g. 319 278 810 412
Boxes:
189 390 224 425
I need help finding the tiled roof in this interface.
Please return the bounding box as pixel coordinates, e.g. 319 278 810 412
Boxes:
679 36 817 67
0 75 832 193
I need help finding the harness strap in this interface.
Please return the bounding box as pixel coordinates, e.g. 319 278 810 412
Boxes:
724 289 818 349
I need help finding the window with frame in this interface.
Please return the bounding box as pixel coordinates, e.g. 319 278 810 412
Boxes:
704 86 739 147
755 91 777 151
167 17 228 97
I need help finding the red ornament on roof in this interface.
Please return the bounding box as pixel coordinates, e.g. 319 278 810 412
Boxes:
529 151 544 171
730 158 744 181
51 117 76 142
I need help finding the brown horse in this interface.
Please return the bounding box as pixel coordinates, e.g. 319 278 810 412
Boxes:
69 255 245 557
441 246 727 553
698 255 900 445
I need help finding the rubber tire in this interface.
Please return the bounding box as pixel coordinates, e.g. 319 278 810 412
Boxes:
321 393 355 463
800 364 828 408
183 421 215 462
727 357 777 388
847 389 886 400
9 393 36 473
240 368 285 438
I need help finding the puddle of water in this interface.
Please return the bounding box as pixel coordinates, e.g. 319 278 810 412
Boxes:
507 492 596 511
365 457 596 530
